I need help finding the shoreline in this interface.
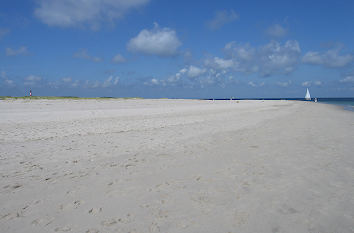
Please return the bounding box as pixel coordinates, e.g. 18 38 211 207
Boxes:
1 99 353 233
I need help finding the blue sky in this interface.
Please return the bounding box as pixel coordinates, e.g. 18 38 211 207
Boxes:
0 0 353 98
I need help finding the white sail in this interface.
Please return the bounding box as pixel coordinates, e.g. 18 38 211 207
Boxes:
305 88 311 100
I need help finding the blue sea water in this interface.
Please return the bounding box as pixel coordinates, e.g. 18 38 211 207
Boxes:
316 98 354 111
206 98 354 112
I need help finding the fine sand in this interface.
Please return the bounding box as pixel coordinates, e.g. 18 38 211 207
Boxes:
0 99 353 233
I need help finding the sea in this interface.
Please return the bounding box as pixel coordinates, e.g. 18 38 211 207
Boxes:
315 98 354 111
206 98 354 112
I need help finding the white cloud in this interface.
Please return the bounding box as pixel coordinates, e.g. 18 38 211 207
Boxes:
167 75 180 84
301 81 311 87
248 81 265 87
144 78 165 86
62 77 72 83
6 46 28 56
112 54 126 63
165 41 301 88
302 80 323 87
25 75 42 82
150 78 159 85
127 23 181 57
187 65 206 78
266 24 287 37
102 76 119 87
224 40 301 76
91 81 100 88
179 68 187 74
0 71 15 86
313 81 322 86
206 10 239 30
276 80 292 87
302 48 353 68
4 79 14 86
166 68 188 85
340 76 354 83
225 42 255 61
71 80 79 87
205 57 234 69
34 0 149 28
259 40 301 76
248 81 257 87
73 49 102 62
24 75 42 86
84 78 119 88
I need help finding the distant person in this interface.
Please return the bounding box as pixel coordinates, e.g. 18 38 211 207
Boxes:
30 90 32 97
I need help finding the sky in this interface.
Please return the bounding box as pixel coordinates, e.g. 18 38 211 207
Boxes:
0 0 354 98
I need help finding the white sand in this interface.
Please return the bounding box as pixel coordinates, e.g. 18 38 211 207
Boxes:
0 99 353 233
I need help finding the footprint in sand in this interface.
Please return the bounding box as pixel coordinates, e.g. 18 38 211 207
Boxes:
59 200 83 211
88 207 102 215
101 219 117 227
31 217 55 227
12 184 22 190
85 229 99 233
278 204 299 215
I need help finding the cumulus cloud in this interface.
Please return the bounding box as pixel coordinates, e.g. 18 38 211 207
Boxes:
314 81 323 86
166 66 237 88
112 54 126 63
206 10 239 30
340 76 354 83
276 80 292 87
187 65 206 78
4 79 14 86
248 81 265 87
24 75 42 86
164 68 187 85
6 46 28 56
25 75 41 82
150 78 159 85
223 40 301 76
301 81 311 87
224 42 255 63
102 76 119 87
205 57 234 69
82 76 119 88
266 24 287 37
34 0 149 28
302 48 353 68
259 40 301 76
302 80 323 87
144 78 166 86
159 40 302 89
73 49 102 62
127 23 181 57
1 71 15 86
71 80 79 87
62 77 72 83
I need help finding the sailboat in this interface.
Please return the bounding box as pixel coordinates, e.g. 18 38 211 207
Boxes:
305 88 311 100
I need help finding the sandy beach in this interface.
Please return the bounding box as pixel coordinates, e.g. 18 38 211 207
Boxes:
0 99 353 233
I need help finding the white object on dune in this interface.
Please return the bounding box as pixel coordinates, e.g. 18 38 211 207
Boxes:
305 88 311 100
